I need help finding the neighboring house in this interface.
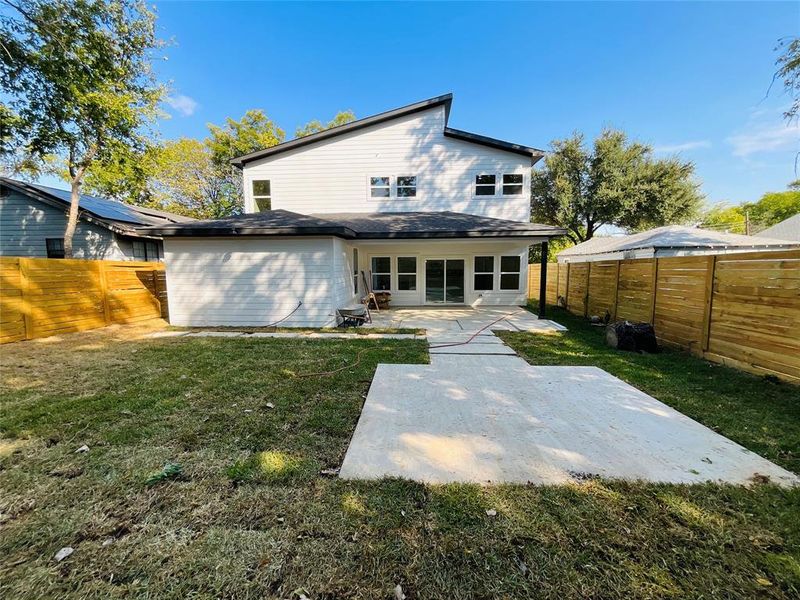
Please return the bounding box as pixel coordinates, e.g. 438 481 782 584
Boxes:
0 177 193 261
557 225 800 263
144 94 567 327
753 214 800 242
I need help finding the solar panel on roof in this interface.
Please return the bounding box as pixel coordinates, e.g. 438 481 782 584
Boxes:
30 184 153 224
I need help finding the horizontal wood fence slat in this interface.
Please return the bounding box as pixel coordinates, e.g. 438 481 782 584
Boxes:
529 249 800 383
0 257 168 343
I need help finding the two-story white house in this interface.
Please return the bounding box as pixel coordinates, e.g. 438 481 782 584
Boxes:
145 94 566 327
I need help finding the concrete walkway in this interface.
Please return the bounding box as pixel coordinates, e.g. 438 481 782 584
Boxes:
340 307 799 486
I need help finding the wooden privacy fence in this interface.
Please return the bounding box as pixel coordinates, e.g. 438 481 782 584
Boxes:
1 257 168 344
528 249 800 383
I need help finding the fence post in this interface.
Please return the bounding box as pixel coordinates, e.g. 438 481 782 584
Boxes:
98 261 112 325
18 257 33 340
538 241 548 319
649 258 659 324
611 260 621 321
700 255 716 352
584 263 591 317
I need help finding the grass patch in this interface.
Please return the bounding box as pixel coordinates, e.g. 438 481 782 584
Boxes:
499 303 800 475
1 324 798 598
173 325 425 335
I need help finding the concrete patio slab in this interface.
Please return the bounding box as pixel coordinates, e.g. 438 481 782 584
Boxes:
340 358 798 486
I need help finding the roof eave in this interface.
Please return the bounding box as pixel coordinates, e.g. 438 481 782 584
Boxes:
443 127 545 161
231 93 454 168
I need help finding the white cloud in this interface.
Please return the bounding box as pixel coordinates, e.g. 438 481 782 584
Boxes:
726 123 799 157
166 94 198 117
654 140 712 153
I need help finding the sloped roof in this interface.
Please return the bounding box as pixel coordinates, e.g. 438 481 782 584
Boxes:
230 94 545 167
753 214 800 242
558 225 799 261
1 177 193 237
142 210 566 240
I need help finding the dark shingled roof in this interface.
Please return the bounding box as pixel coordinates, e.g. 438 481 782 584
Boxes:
1 177 194 238
141 210 566 240
230 94 545 167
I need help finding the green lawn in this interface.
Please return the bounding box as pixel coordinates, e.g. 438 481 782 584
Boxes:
1 322 798 598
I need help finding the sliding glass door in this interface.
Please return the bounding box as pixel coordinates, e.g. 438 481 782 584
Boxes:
425 259 465 304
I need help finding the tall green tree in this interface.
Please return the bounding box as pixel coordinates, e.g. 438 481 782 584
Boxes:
531 130 702 243
295 110 356 138
701 183 800 233
85 110 286 217
0 0 165 257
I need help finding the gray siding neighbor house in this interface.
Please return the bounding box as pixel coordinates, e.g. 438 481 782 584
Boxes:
0 177 193 261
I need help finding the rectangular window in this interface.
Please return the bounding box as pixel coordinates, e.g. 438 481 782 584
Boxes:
397 256 417 290
252 180 271 211
397 176 417 198
371 256 391 291
502 173 524 195
370 176 390 198
473 256 494 291
475 174 496 196
353 248 359 294
45 238 65 259
133 240 160 262
500 255 521 290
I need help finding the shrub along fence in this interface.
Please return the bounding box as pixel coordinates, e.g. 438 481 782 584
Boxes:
528 249 800 383
1 257 167 344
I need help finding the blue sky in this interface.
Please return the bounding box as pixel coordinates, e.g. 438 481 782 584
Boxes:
48 2 800 205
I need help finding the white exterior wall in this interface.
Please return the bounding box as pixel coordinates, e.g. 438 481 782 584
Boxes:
242 106 532 222
335 239 531 307
163 237 341 327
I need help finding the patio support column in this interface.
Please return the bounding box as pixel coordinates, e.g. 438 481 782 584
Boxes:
538 241 548 319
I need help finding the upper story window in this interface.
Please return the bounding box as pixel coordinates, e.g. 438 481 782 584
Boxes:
370 177 391 198
474 173 525 197
397 176 417 198
252 180 272 211
502 174 524 195
45 238 65 259
475 174 496 196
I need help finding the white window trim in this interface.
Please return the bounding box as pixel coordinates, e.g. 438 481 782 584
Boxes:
251 178 272 211
396 175 417 199
473 173 497 197
472 255 495 291
396 255 418 291
367 175 420 201
368 176 391 199
370 255 392 291
471 171 527 198
499 255 523 291
502 173 525 196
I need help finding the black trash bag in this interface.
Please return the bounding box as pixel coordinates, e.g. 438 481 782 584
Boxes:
606 321 659 353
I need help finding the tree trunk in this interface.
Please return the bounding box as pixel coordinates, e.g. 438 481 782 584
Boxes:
63 176 83 258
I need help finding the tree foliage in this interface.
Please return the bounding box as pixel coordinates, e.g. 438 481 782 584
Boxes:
0 0 165 256
775 36 800 121
701 184 800 234
531 130 702 243
295 110 356 138
85 110 285 218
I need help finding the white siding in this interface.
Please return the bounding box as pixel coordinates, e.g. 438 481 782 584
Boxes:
0 189 137 260
331 238 358 310
242 106 531 222
355 239 530 306
163 237 340 327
